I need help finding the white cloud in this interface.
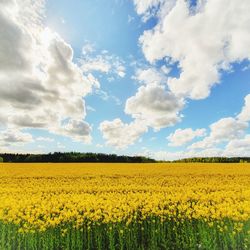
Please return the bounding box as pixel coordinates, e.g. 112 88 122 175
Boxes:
151 150 184 161
138 0 250 99
99 119 148 149
101 76 184 147
161 65 171 74
145 133 250 160
208 118 247 141
133 0 174 22
167 128 206 147
0 129 33 146
129 90 250 160
81 57 111 73
133 67 167 86
115 0 250 148
0 0 102 145
124 0 250 148
133 0 161 16
237 94 250 122
125 84 184 130
190 117 248 149
151 147 224 161
224 135 250 157
188 93 250 150
79 43 126 78
82 42 95 55
61 119 92 143
117 67 126 78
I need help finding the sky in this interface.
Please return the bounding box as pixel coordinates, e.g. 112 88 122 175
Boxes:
0 0 250 160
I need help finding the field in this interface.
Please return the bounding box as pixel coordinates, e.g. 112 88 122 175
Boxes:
0 163 250 249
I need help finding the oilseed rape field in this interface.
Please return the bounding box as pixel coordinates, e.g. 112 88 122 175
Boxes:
0 163 250 249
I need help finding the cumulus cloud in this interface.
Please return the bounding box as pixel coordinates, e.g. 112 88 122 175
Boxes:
133 0 162 17
61 119 92 143
99 119 148 149
237 94 250 122
188 93 250 150
133 67 167 86
125 84 184 130
150 133 250 161
138 0 250 99
207 118 247 141
0 0 103 146
142 133 250 161
117 0 250 151
133 0 175 22
100 76 184 147
224 135 250 157
190 117 248 149
0 129 33 146
167 128 206 147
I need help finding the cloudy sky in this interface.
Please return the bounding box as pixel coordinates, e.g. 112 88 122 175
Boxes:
0 0 250 160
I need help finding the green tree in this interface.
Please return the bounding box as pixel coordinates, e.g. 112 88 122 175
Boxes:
0 156 3 162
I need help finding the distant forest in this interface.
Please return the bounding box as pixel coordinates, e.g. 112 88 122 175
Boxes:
0 152 156 163
172 157 250 163
0 153 249 163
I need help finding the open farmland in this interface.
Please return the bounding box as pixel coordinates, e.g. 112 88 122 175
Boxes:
0 163 250 249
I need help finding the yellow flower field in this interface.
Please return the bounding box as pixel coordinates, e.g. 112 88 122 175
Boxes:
0 163 250 249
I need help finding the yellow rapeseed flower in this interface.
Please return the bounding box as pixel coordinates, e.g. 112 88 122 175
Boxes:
0 163 249 231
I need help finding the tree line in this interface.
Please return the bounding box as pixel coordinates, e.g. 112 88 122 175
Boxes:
0 152 156 163
173 157 250 163
0 153 249 163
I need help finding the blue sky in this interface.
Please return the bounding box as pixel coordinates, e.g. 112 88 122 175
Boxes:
0 0 250 160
